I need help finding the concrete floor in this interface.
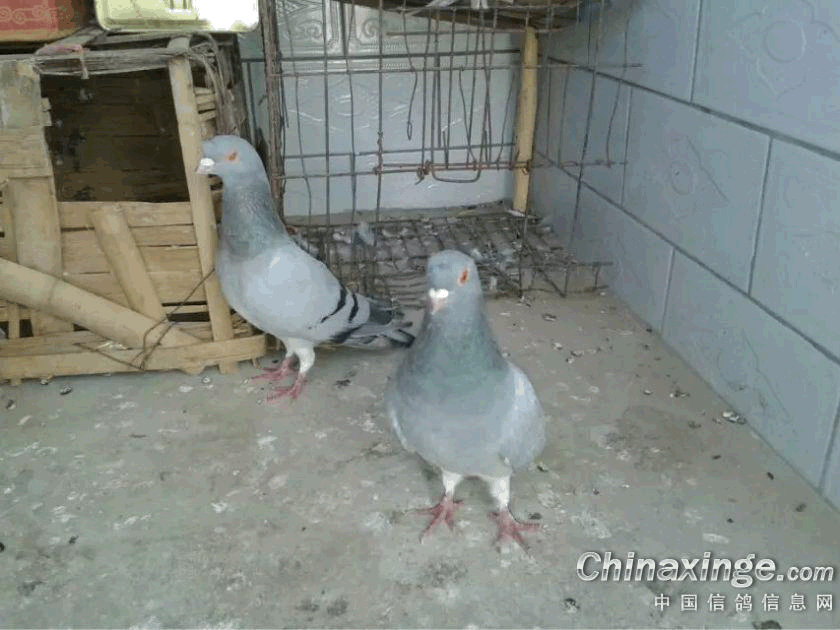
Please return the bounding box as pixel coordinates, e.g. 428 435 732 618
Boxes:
1 291 838 629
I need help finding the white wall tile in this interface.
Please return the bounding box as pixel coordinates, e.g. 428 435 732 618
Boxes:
571 187 673 328
529 166 578 243
534 58 568 162
624 89 768 289
752 140 840 358
694 0 840 153
663 252 840 486
821 418 840 510
557 70 629 205
545 0 701 101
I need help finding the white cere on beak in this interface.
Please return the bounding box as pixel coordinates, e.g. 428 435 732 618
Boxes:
196 157 215 174
428 288 450 314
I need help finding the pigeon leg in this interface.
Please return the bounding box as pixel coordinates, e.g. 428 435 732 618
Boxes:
252 355 295 383
486 476 540 551
265 341 314 403
416 470 463 540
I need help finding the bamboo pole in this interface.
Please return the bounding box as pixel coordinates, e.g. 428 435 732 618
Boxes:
0 258 200 350
1 199 21 341
88 204 168 322
1 193 23 385
512 27 539 214
1 61 73 334
167 37 238 373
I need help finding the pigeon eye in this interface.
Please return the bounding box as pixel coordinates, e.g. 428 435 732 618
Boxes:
226 151 238 162
457 268 469 285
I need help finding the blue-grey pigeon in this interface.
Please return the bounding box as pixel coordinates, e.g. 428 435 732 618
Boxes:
197 135 414 401
386 250 546 549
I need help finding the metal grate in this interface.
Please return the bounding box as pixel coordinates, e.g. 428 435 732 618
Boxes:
252 0 632 310
288 203 611 310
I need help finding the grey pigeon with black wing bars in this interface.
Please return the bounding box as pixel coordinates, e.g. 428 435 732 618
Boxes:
197 134 414 401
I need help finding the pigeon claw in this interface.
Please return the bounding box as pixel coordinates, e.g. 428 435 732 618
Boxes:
252 357 295 383
416 493 463 540
490 509 540 551
266 374 306 403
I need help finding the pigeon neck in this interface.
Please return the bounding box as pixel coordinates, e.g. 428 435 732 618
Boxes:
419 301 506 376
219 176 289 257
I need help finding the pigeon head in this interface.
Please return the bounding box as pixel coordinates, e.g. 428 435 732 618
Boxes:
196 135 266 183
425 249 482 315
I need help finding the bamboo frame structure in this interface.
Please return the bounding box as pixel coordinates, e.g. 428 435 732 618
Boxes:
0 43 265 384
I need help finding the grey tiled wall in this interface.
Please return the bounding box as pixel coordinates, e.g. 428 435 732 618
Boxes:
532 0 840 511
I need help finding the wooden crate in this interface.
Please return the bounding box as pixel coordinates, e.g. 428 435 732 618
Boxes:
0 38 265 383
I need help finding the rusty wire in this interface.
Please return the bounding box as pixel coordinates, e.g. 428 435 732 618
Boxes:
260 0 627 305
287 207 613 309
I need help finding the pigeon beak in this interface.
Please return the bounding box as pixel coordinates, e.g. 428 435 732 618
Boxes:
428 288 449 314
196 157 215 175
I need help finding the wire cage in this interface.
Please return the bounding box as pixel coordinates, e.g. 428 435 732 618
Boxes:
253 0 622 309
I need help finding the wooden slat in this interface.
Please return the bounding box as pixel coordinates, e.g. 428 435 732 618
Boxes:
88 204 167 322
0 62 43 127
0 320 251 356
0 304 214 325
65 269 206 305
195 92 216 109
62 233 202 274
168 38 236 374
0 299 209 321
0 304 29 322
113 224 197 246
61 225 198 256
41 98 52 127
164 303 209 314
0 334 266 380
0 128 51 176
7 207 196 239
0 324 201 356
57 201 194 229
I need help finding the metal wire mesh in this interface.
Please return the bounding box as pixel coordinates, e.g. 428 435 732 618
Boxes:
288 203 612 309
257 0 628 307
